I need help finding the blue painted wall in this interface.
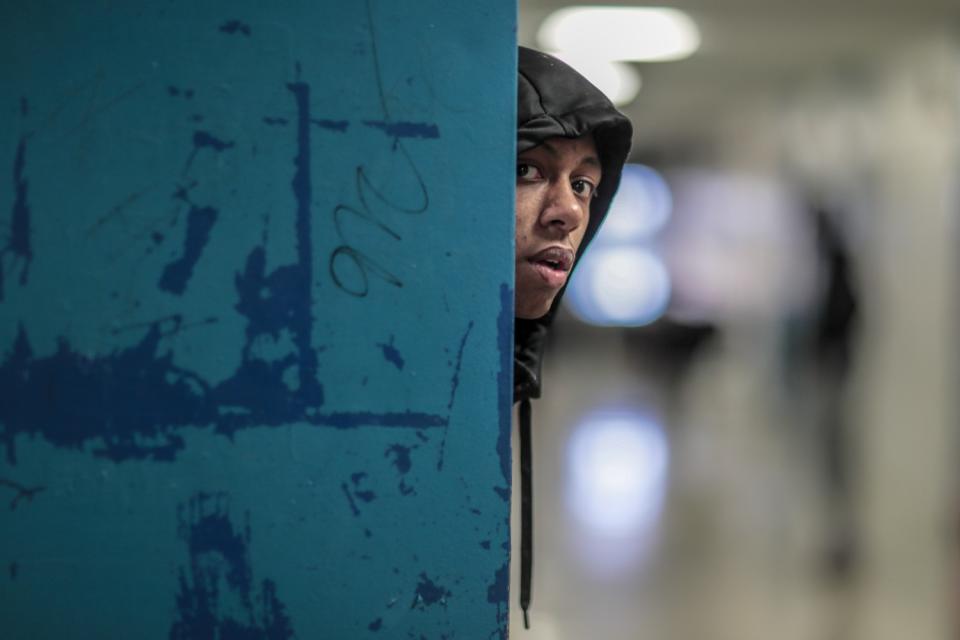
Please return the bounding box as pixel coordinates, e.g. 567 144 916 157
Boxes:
0 2 515 638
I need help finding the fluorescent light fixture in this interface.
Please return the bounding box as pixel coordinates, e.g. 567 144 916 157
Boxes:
539 6 701 62
552 52 641 106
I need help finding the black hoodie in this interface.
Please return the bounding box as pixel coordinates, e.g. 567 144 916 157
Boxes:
513 46 632 628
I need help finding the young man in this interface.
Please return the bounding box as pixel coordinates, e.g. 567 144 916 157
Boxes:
513 47 632 628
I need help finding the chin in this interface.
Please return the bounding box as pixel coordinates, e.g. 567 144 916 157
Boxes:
515 295 554 320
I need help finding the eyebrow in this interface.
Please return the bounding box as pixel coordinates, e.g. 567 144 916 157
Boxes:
535 140 602 170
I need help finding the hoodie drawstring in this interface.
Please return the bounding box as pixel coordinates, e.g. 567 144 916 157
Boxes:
519 396 533 629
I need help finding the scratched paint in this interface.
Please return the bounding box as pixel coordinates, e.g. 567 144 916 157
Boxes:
377 335 405 370
311 118 349 132
411 572 451 609
0 134 32 301
0 2 513 638
159 205 218 294
437 320 474 470
0 317 458 463
169 493 295 639
219 20 252 36
184 130 235 173
363 120 441 139
0 72 483 462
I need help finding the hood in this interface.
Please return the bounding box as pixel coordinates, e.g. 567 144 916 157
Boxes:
514 46 633 401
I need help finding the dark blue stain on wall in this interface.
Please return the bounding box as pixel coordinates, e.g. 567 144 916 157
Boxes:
169 493 295 640
0 323 209 464
159 205 218 295
487 561 509 639
310 119 349 132
219 20 252 36
342 472 377 516
350 472 376 502
168 86 195 99
385 444 416 496
362 121 440 139
285 78 321 403
0 77 471 465
184 130 235 173
0 316 452 464
341 482 361 516
410 572 451 610
377 335 404 370
385 444 412 474
1 133 33 302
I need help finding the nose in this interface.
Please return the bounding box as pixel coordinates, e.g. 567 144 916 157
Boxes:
539 180 587 233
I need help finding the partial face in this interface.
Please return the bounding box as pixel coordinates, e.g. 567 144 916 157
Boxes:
515 134 601 319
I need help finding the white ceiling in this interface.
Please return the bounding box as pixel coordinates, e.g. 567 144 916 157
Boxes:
518 0 960 160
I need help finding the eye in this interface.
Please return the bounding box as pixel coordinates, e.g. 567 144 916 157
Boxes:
571 178 598 199
517 163 542 180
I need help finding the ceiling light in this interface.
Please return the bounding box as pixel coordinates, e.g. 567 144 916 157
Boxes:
539 6 701 62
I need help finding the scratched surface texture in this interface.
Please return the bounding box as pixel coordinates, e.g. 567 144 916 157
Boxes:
0 2 515 638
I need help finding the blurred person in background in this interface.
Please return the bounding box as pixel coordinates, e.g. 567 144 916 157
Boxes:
807 204 861 579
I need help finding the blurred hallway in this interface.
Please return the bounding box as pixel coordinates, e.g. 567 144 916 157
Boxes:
512 316 953 640
514 3 959 638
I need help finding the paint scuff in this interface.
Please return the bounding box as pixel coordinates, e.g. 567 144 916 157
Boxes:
377 335 404 370
410 572 451 610
0 477 46 510
385 444 417 496
363 120 440 139
1 134 33 301
219 20 252 36
158 205 218 295
487 561 509 639
311 119 349 132
169 493 295 639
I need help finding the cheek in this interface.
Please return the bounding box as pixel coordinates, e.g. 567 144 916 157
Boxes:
514 190 542 253
514 187 540 229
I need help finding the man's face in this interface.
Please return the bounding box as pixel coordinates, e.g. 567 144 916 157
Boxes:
515 134 601 319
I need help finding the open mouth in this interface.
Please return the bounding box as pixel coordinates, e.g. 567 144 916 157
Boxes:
528 247 574 287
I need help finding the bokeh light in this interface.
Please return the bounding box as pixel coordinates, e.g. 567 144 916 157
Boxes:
596 164 673 244
567 248 671 327
538 7 701 62
566 408 670 576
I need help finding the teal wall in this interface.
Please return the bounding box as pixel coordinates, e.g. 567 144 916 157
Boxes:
0 2 515 638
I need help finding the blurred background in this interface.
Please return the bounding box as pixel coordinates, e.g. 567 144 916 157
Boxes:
513 1 960 638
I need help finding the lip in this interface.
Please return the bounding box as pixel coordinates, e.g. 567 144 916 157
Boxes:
526 246 575 288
